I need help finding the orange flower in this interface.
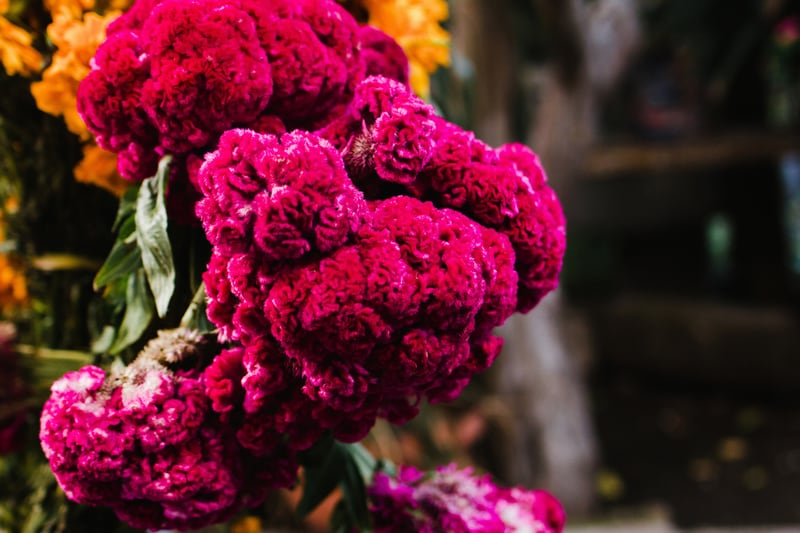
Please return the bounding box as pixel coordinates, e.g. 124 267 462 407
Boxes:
31 10 118 139
0 16 43 76
361 0 450 99
74 143 130 196
0 254 28 314
0 202 28 314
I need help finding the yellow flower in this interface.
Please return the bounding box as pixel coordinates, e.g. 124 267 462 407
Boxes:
0 16 43 76
73 143 130 197
361 0 451 99
31 10 118 139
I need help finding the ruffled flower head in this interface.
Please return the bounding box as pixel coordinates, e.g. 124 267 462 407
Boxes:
197 124 534 448
39 329 297 531
368 464 566 533
76 0 367 208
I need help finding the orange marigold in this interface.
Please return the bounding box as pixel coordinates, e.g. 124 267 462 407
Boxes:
74 143 130 196
31 10 118 139
0 202 28 314
0 15 42 76
0 254 28 314
361 0 450 99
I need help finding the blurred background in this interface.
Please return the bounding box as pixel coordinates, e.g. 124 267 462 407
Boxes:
2 0 800 531
411 0 800 530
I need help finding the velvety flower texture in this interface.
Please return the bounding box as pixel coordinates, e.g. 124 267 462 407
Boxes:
39 329 297 531
321 76 566 311
359 25 410 87
368 464 565 533
198 127 520 448
76 0 368 220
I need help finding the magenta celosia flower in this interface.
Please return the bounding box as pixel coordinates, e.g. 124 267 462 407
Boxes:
359 25 410 86
368 464 565 533
198 127 521 447
77 0 368 222
319 76 565 310
39 330 297 531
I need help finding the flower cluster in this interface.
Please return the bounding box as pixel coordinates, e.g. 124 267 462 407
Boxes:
39 329 297 530
197 76 564 452
76 0 411 217
31 0 130 196
0 0 42 77
368 464 565 533
321 76 565 311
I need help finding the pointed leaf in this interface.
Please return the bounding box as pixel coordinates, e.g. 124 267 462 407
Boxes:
297 436 347 518
180 283 215 334
93 239 141 290
113 184 140 232
110 268 154 353
135 155 175 318
341 454 370 530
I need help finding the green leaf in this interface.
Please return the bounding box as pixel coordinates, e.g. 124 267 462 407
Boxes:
135 155 175 318
297 435 347 518
113 184 140 232
179 283 215 334
93 239 141 290
298 438 378 532
110 268 154 354
341 454 370 531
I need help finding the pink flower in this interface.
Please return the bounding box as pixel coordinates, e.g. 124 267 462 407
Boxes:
368 464 566 533
39 330 298 531
359 25 410 86
77 0 368 222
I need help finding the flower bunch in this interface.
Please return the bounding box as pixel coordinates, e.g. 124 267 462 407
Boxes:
197 76 564 452
367 464 565 533
0 0 42 77
36 0 569 529
76 0 406 201
39 329 297 530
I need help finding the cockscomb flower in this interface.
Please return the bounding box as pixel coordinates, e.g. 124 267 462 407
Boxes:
359 25 410 86
321 76 565 311
368 464 565 533
77 0 367 201
198 127 522 447
39 329 298 531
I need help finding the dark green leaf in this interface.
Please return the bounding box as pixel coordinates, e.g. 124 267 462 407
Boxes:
179 283 215 334
113 184 140 232
93 239 141 290
135 155 175 318
341 453 370 530
110 269 154 353
344 443 378 481
297 435 347 518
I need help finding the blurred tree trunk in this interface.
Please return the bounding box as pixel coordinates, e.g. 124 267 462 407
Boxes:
451 0 639 516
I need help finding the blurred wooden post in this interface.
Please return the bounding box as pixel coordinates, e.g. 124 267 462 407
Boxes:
451 0 639 516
